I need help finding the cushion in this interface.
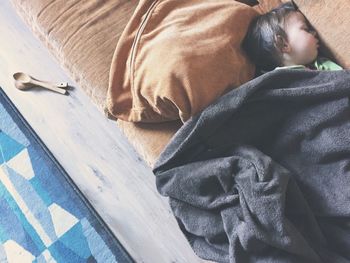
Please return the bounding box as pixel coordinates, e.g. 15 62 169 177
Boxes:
293 0 350 69
106 0 258 123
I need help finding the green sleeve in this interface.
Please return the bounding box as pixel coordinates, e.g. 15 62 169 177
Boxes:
314 57 343 71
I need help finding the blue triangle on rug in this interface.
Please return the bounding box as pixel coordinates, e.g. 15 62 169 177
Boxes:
0 132 25 164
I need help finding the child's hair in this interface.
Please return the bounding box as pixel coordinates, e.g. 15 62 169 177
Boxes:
242 2 298 71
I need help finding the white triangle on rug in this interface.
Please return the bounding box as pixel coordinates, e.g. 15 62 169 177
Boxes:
7 149 35 179
3 240 35 263
38 249 57 263
48 203 79 238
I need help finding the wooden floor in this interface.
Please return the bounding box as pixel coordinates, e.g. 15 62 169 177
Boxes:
0 2 208 262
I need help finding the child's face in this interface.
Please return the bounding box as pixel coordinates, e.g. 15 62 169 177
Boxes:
283 12 319 66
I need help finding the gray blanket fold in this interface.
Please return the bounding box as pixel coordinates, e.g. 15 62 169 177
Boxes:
153 69 350 263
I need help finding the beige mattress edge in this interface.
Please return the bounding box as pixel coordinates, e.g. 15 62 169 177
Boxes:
117 120 181 167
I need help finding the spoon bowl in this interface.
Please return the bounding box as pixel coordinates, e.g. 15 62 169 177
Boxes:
13 72 32 84
13 72 67 95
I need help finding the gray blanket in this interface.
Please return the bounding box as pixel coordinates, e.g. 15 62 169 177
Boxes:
153 69 350 263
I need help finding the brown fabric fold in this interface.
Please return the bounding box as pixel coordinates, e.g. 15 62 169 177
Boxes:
106 0 258 123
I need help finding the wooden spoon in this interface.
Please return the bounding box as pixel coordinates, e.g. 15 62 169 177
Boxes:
13 72 67 95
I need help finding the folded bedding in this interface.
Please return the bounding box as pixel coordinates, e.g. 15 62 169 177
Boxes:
154 69 350 262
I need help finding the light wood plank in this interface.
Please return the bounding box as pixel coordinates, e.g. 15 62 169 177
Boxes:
0 2 208 262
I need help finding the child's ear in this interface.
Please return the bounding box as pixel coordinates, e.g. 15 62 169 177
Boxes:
275 35 291 53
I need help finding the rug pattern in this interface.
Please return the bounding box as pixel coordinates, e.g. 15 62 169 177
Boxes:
0 88 132 263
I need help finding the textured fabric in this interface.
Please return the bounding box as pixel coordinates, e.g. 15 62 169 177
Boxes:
154 69 350 262
106 0 258 123
0 88 133 262
293 0 350 69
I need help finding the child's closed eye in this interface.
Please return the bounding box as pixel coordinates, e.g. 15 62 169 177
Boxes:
301 26 311 32
302 26 317 36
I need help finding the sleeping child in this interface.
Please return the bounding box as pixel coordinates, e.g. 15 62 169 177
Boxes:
242 1 342 74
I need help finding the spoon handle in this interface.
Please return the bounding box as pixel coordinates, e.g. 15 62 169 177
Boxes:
31 80 67 94
40 80 68 89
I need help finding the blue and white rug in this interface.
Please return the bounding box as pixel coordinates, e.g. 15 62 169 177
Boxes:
0 88 133 263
